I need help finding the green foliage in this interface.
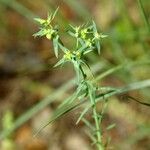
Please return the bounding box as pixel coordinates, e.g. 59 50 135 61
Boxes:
32 8 150 150
33 8 107 149
33 7 107 63
0 1 150 149
33 7 60 57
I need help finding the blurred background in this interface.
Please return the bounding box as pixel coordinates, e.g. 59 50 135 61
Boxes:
0 0 150 150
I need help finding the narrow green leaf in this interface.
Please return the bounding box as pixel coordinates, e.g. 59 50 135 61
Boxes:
68 31 76 37
34 18 46 24
33 79 150 137
100 34 108 38
83 49 93 55
51 7 59 21
78 43 87 52
95 40 100 54
69 24 76 30
1 0 36 21
58 83 84 109
53 36 59 58
73 62 80 83
53 58 65 67
106 123 116 130
34 99 81 137
76 106 89 124
92 20 98 33
58 43 68 52
33 29 46 37
82 118 95 131
97 87 116 92
85 130 97 144
78 38 85 46
58 92 78 109
80 60 91 70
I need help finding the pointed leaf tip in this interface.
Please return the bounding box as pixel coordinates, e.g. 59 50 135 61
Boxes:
52 7 59 20
53 58 65 68
34 18 46 24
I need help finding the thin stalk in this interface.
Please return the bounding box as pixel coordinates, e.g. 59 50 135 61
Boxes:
137 0 150 33
88 84 104 150
99 100 108 124
79 64 87 79
78 61 104 149
93 106 103 150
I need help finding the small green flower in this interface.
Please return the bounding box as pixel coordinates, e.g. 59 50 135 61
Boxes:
45 28 55 39
63 50 81 60
85 39 93 48
80 28 88 39
64 51 72 60
34 18 47 25
75 26 80 37
68 25 90 39
94 32 100 39
73 51 81 59
89 21 108 54
33 7 59 39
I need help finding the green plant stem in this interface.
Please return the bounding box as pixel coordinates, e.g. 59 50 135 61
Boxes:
92 103 104 150
89 84 104 150
79 60 104 149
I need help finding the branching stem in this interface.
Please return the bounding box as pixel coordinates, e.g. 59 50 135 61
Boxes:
88 83 104 150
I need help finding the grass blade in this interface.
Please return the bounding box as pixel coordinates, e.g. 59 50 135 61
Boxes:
0 0 36 21
137 0 150 33
35 79 150 136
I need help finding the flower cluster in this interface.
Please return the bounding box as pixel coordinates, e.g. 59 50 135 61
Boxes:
68 22 107 54
34 8 107 80
33 7 60 57
34 9 108 149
